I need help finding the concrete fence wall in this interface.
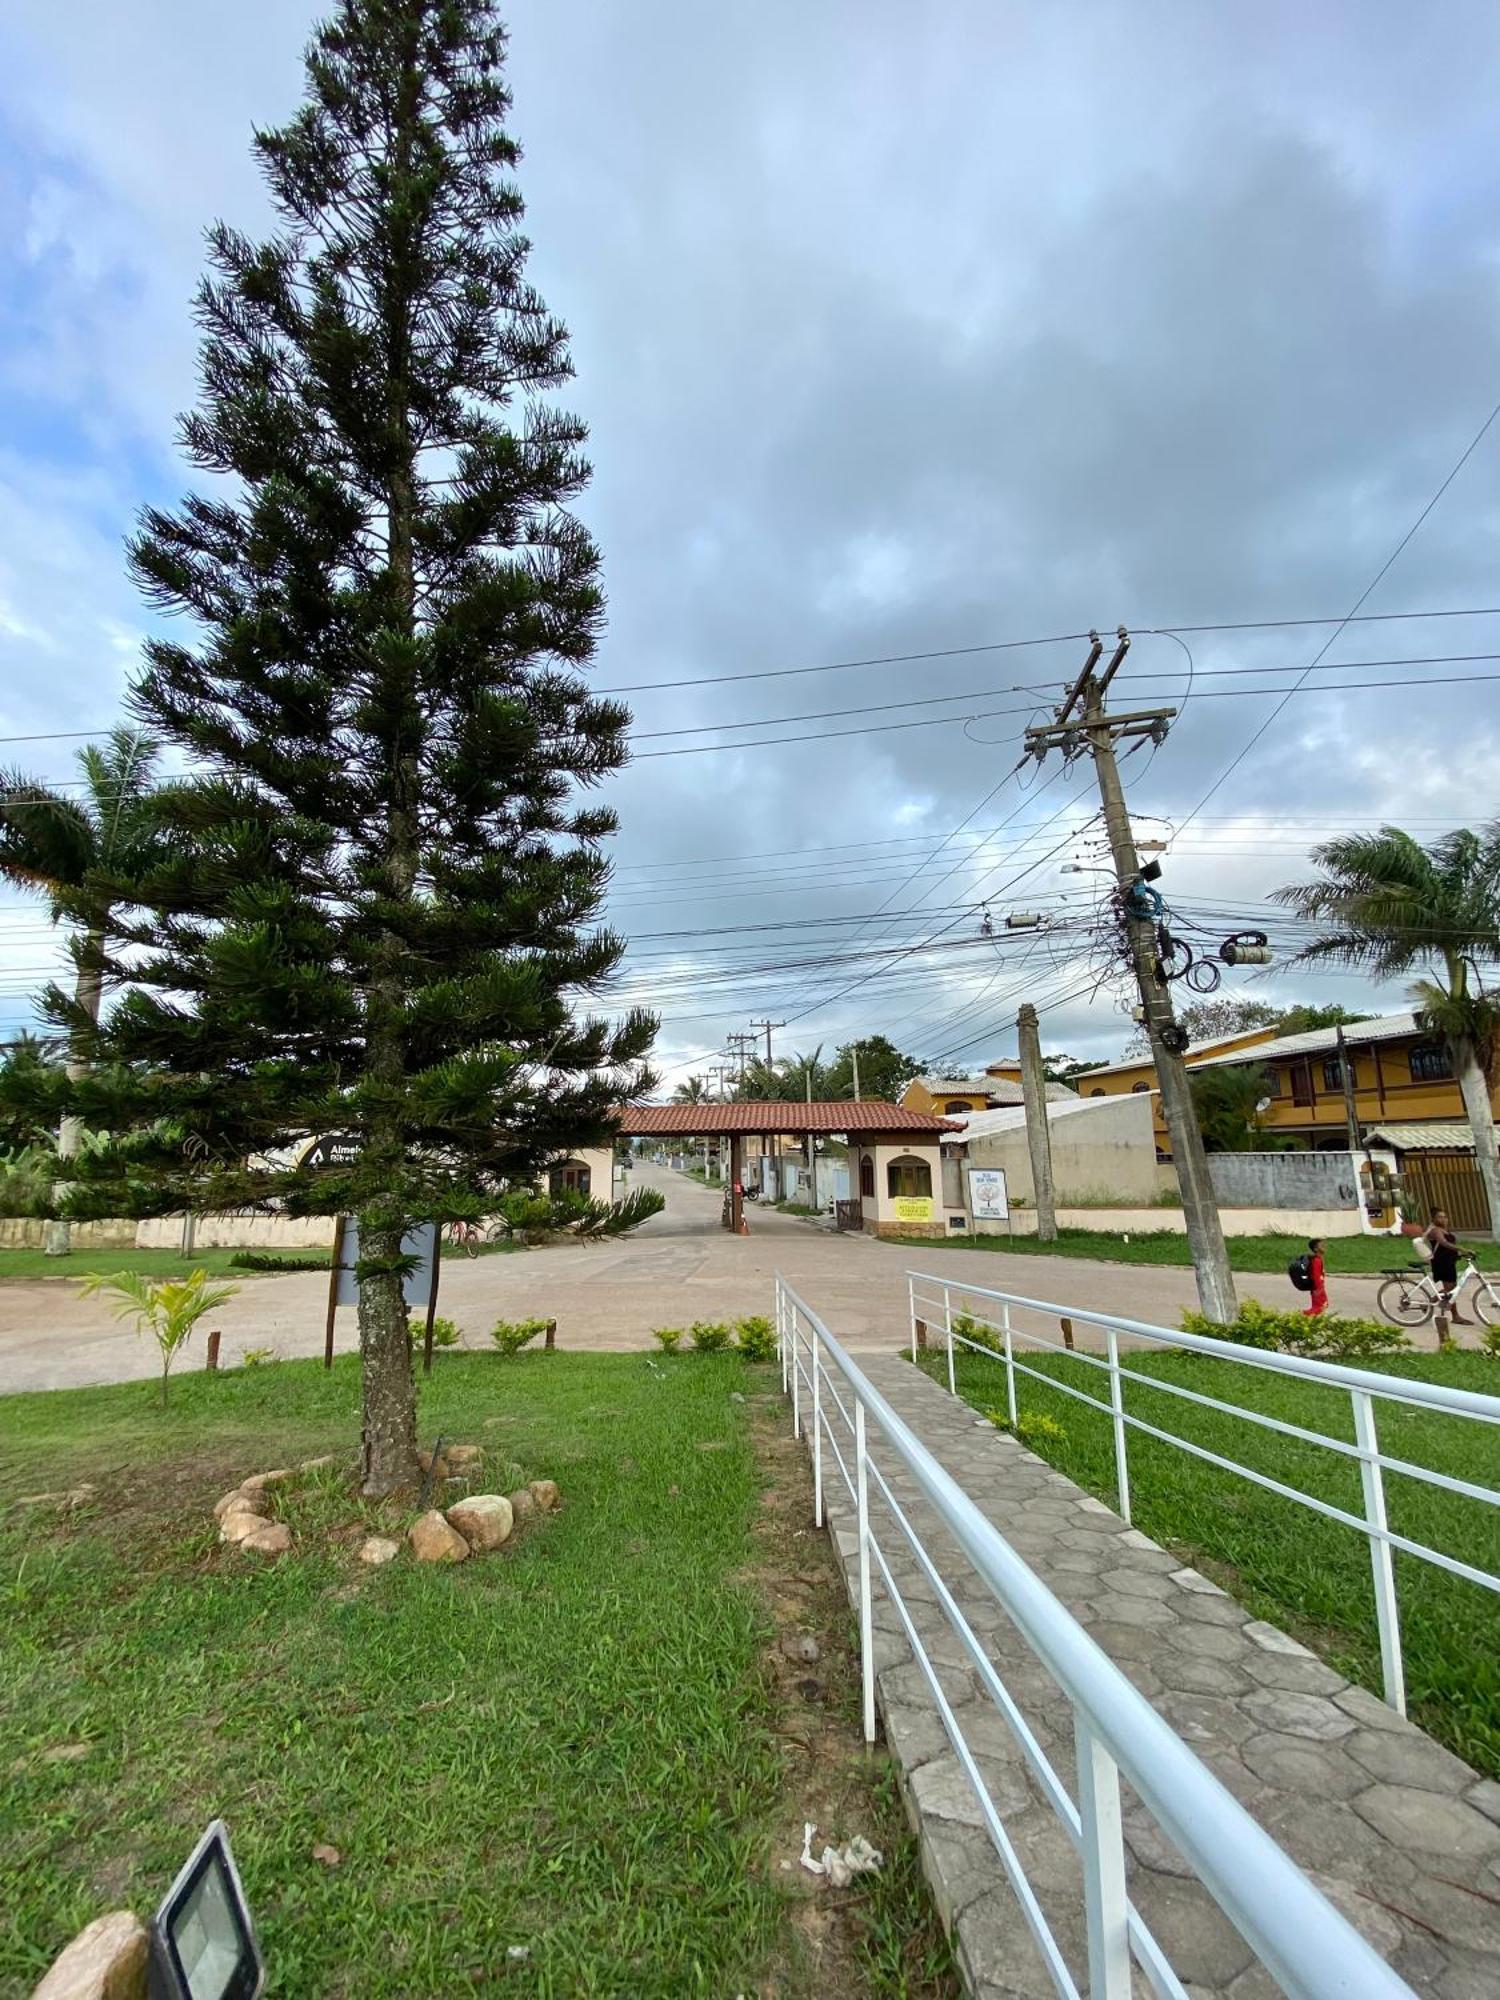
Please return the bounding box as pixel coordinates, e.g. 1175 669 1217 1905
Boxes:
1207 1150 1365 1211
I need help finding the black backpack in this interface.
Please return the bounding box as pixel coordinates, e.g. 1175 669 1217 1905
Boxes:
1288 1254 1313 1292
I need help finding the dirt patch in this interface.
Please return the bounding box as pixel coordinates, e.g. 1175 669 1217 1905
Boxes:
745 1396 957 2000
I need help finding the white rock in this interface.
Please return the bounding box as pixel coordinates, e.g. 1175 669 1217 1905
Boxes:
446 1494 513 1552
32 1909 148 2000
527 1479 560 1512
213 1486 268 1522
357 1536 401 1566
219 1505 272 1545
238 1521 292 1557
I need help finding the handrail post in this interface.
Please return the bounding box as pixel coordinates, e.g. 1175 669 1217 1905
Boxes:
812 1319 824 1528
777 1280 788 1396
1351 1388 1406 1715
908 1272 918 1361
945 1282 956 1397
1076 1713 1132 1998
1002 1301 1018 1427
1105 1324 1131 1524
855 1401 876 1745
790 1301 801 1440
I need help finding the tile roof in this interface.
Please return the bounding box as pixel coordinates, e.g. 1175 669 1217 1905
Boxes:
620 1099 959 1136
946 1094 1146 1140
1364 1121 1476 1153
1194 1012 1421 1070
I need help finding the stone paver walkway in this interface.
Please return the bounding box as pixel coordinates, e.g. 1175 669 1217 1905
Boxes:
806 1352 1500 1999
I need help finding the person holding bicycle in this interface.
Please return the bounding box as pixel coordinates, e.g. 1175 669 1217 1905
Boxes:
1420 1210 1468 1322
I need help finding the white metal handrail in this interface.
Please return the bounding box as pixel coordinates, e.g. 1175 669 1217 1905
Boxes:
907 1269 1500 1717
776 1275 1413 2000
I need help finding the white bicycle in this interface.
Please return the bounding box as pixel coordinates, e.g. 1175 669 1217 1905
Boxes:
1376 1255 1500 1328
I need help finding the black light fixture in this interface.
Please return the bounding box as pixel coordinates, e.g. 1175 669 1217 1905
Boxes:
1138 858 1163 883
149 1822 263 2000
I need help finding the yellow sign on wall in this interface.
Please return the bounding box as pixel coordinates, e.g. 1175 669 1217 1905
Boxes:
891 1196 934 1223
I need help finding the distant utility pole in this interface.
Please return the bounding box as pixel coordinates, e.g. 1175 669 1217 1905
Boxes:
725 1032 755 1087
709 1065 733 1103
1017 1002 1057 1242
1025 630 1237 1322
750 1018 786 1070
851 1045 862 1100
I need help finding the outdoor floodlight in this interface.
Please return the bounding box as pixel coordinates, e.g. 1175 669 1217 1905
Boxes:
149 1821 263 2000
1138 858 1163 883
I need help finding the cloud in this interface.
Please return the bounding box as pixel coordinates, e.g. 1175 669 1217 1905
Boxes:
2 0 1499 1072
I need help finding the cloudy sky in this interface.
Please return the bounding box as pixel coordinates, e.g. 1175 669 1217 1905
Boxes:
3 1 1500 1088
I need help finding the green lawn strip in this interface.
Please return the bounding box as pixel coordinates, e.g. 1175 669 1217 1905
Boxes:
918 1345 1500 1778
0 1247 324 1283
0 1353 944 1999
892 1227 1445 1276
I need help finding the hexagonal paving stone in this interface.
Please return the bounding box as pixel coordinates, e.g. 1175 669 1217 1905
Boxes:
1239 1730 1367 1799
1240 1689 1356 1741
1352 1784 1500 1859
1344 1726 1476 1795
1081 1591 1176 1629
1100 1565 1176 1599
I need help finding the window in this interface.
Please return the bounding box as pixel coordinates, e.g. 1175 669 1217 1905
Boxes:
859 1153 875 1199
1322 1056 1357 1092
943 1099 973 1115
886 1154 933 1200
1130 1081 1149 1094
1409 1044 1453 1082
1089 1088 1105 1098
550 1158 591 1197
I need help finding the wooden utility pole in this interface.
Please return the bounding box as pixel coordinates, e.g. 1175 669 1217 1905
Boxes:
1026 631 1237 1323
1017 1002 1057 1241
1334 1026 1362 1155
750 1018 786 1069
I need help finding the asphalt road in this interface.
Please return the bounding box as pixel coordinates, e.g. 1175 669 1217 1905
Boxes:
0 1163 1434 1395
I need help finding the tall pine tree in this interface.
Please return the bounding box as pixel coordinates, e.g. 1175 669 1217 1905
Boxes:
52 0 655 1493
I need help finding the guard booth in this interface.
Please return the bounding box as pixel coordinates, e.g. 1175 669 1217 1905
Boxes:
618 1101 963 1237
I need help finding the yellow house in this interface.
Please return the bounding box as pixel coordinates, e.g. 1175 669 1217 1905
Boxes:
1081 1025 1282 1155
901 1074 1004 1119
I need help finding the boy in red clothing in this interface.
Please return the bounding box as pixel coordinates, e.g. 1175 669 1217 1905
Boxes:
1304 1238 1327 1316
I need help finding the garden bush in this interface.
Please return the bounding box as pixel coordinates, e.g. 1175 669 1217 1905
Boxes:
952 1311 1003 1355
985 1408 1068 1451
410 1313 461 1349
490 1315 551 1356
229 1250 328 1273
651 1326 685 1354
689 1321 733 1354
735 1315 778 1361
1181 1298 1409 1360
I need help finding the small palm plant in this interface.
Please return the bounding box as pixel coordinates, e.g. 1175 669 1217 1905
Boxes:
78 1268 240 1406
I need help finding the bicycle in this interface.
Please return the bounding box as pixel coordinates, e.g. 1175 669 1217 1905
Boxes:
1375 1255 1500 1328
445 1220 483 1260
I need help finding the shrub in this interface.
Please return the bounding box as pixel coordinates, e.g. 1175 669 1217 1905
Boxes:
239 1345 279 1368
689 1320 733 1354
736 1315 778 1362
952 1312 1002 1355
490 1315 551 1357
1480 1324 1500 1360
985 1408 1068 1451
78 1268 241 1407
409 1314 461 1349
1181 1299 1409 1360
229 1250 328 1273
651 1326 685 1354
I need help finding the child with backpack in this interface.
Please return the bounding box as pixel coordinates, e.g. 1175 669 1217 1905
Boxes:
1288 1239 1327 1315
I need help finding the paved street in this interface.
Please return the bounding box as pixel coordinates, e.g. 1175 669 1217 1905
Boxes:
0 1163 1432 1394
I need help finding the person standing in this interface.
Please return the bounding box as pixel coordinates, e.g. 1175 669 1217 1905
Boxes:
1421 1210 1467 1321
1303 1238 1327 1317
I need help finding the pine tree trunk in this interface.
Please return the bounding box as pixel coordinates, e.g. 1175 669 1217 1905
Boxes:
356 37 423 1501
45 931 105 1258
1452 1035 1500 1236
357 1223 417 1496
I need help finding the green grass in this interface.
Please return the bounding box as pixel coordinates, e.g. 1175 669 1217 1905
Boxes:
893 1226 1443 1275
0 1353 949 1999
0 1246 326 1283
922 1342 1500 1776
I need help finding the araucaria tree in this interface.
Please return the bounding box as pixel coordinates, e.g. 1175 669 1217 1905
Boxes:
51 1 655 1492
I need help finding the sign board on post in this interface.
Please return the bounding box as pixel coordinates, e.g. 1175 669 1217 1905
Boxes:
333 1222 440 1310
967 1167 1010 1221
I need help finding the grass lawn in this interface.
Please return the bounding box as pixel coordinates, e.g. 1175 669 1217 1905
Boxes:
0 1246 325 1283
893 1226 1440 1277
919 1343 1500 1778
0 1352 952 1999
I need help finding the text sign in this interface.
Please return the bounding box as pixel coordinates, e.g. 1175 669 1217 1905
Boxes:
334 1221 438 1309
967 1167 1010 1221
891 1195 934 1223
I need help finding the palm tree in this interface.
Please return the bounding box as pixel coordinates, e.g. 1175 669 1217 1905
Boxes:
780 1044 830 1102
1274 824 1500 1231
0 728 168 1253
672 1074 709 1104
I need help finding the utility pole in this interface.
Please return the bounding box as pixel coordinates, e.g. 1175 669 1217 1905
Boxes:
804 1067 818 1212
1016 1002 1057 1242
1026 631 1237 1322
851 1045 862 1101
725 1032 755 1090
1334 1026 1362 1156
750 1018 786 1070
